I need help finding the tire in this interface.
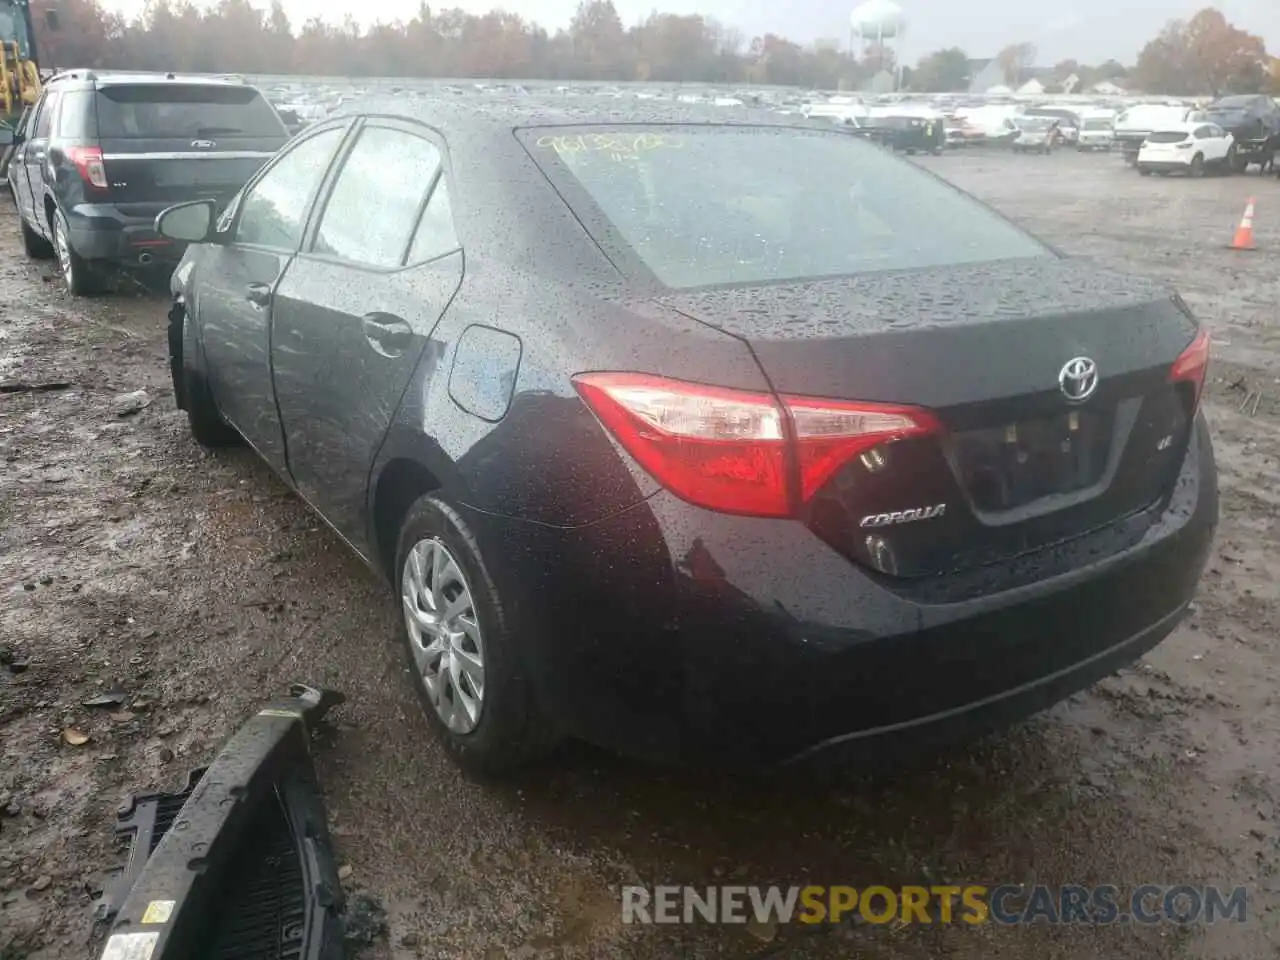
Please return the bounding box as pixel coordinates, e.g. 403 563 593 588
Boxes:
171 308 239 447
52 210 104 296
1138 166 1152 176
1189 153 1205 177
395 495 555 776
20 215 53 259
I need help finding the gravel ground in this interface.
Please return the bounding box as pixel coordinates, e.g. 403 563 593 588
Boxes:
1 147 1278 960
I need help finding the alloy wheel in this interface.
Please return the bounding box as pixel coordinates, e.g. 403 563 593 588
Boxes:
401 537 486 734
53 219 74 289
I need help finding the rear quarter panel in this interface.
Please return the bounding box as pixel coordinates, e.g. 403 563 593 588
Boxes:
371 263 767 528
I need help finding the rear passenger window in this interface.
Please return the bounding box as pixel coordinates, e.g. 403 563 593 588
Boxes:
33 93 57 137
312 126 441 268
407 181 459 264
56 91 96 138
236 127 343 250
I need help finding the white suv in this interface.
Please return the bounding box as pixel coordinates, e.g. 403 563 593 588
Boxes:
1137 122 1235 177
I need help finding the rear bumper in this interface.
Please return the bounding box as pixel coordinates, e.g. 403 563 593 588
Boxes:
1137 158 1194 172
65 202 188 265
462 413 1218 770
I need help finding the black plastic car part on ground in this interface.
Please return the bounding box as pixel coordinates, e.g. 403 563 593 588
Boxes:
96 684 346 960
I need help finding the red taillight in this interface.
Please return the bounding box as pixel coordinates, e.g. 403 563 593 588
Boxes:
572 372 940 518
66 146 107 190
1169 328 1210 411
783 394 942 501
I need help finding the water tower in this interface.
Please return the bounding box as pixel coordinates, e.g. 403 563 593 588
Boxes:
850 0 906 91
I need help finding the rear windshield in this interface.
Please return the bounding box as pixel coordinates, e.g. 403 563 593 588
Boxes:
522 125 1050 289
1018 118 1053 130
94 84 285 139
1147 131 1189 143
1083 118 1112 130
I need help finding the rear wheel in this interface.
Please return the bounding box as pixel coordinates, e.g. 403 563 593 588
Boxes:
19 216 53 259
396 495 555 776
1189 153 1205 177
52 211 104 297
1138 165 1152 176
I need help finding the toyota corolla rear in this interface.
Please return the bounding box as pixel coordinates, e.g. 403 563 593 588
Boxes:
501 123 1218 770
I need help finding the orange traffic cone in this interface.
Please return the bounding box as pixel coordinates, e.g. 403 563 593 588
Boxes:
1230 197 1257 250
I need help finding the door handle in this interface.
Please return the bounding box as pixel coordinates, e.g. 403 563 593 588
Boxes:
361 314 412 357
245 282 271 307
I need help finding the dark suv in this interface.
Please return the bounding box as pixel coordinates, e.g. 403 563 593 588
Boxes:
8 70 289 295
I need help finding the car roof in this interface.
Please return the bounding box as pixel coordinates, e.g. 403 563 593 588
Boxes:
331 93 830 138
48 69 252 89
319 93 874 294
1153 122 1207 132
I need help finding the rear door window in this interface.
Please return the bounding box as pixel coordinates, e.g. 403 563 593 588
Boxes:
55 91 96 138
310 125 443 268
94 84 284 139
407 181 459 264
235 127 344 250
33 92 57 138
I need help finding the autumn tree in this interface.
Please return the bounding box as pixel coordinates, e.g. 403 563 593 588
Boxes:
569 0 628 79
15 0 1032 90
1135 8 1267 95
912 47 969 91
996 41 1036 85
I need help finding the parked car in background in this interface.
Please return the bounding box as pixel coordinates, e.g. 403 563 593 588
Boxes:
1076 112 1116 151
8 69 289 295
1024 106 1081 145
1115 104 1195 165
1199 94 1280 172
944 114 983 147
1137 122 1234 177
159 98 1217 775
953 104 1021 146
1011 116 1058 154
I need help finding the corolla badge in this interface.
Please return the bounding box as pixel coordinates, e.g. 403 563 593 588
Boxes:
190 139 216 149
860 504 947 528
1058 356 1098 403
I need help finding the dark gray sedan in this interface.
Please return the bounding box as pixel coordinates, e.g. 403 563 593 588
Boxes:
158 97 1217 775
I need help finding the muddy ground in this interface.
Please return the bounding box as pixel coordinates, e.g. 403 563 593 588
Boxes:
1 148 1278 960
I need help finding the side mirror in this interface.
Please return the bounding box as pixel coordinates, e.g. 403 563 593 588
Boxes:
155 200 220 244
44 9 60 30
0 127 14 147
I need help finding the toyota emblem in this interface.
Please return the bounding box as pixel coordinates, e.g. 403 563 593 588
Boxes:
1059 357 1099 403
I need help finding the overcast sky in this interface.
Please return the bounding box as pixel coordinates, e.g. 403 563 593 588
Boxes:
99 0 1279 66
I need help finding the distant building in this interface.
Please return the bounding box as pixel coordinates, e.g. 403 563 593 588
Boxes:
1090 80 1127 96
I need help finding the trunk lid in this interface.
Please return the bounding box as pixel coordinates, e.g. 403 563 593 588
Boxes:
92 82 286 207
659 258 1199 578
